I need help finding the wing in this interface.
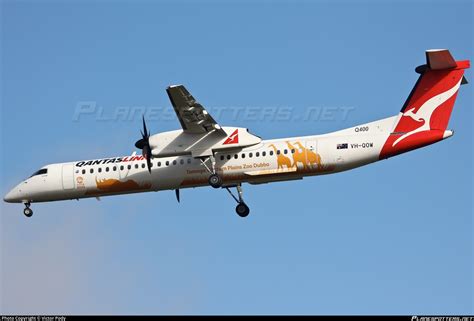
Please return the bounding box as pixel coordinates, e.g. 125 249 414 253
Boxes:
166 85 226 135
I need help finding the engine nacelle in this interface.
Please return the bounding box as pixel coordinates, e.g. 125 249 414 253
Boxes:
148 127 262 157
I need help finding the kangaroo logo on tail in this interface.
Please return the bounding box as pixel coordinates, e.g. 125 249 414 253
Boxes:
393 78 462 146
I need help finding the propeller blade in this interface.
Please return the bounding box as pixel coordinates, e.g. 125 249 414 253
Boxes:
135 138 146 149
146 158 152 174
135 115 153 174
144 144 152 173
175 189 180 203
142 115 149 138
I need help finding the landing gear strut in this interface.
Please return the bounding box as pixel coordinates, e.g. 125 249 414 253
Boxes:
200 155 222 188
198 154 249 216
23 202 33 217
226 184 250 218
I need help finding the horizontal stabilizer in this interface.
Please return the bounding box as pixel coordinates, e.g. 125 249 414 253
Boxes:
426 49 457 70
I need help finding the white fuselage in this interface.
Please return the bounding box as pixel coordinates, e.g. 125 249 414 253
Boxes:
4 115 416 204
4 49 467 215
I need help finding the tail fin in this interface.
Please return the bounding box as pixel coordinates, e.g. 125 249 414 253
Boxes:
380 49 470 159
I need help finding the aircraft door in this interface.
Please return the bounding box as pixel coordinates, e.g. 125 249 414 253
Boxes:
62 164 75 190
305 140 321 171
117 163 124 180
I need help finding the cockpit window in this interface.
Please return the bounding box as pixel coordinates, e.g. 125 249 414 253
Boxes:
30 168 47 177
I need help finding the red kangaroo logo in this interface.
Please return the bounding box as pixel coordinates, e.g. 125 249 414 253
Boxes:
223 129 239 145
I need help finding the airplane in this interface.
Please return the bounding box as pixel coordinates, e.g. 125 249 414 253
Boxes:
3 49 470 218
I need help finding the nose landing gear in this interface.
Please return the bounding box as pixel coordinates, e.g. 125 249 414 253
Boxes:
23 202 33 217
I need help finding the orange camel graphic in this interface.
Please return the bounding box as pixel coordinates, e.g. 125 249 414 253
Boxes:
85 178 152 195
294 142 322 170
268 144 292 169
286 141 307 169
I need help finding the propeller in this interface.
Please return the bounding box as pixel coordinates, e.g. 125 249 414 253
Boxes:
135 115 153 173
175 189 180 203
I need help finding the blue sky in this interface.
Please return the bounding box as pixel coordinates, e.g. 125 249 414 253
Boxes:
1 0 472 315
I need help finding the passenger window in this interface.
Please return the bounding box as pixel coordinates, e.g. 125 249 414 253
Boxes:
98 167 102 173
249 152 253 158
135 164 139 169
113 166 117 171
284 149 288 154
158 162 161 167
187 158 191 164
106 167 109 172
173 160 177 165
82 169 86 175
90 168 94 174
262 151 266 157
220 155 224 161
180 159 184 165
270 151 274 156
242 153 245 159
277 150 280 155
166 161 169 166
127 165 131 170
141 163 145 169
234 154 238 159
256 152 260 157
291 149 295 154
227 155 231 160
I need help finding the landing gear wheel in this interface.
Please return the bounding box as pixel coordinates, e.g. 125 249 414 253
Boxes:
23 207 33 217
208 174 222 188
226 185 251 217
235 202 250 218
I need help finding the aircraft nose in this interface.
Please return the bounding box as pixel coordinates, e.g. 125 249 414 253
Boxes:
3 187 22 203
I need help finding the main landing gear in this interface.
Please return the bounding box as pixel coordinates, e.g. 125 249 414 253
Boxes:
225 184 250 218
198 154 250 217
208 173 222 188
200 155 222 188
23 202 33 217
